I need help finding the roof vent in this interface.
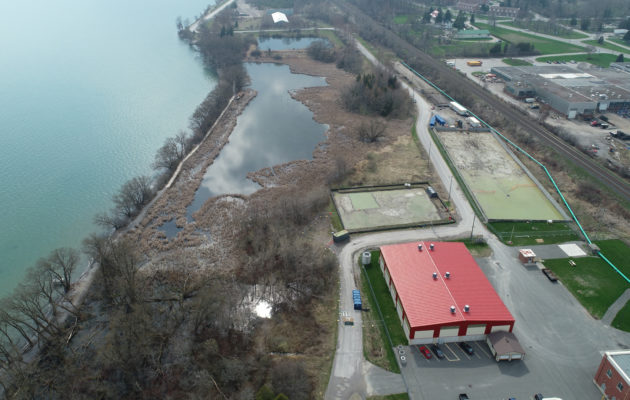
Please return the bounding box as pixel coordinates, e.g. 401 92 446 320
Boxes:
418 244 423 251
432 272 438 280
450 305 456 314
445 271 451 279
430 243 435 251
464 305 470 313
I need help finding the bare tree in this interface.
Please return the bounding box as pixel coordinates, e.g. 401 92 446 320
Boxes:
83 235 141 307
153 137 185 171
37 247 79 294
358 120 386 143
112 175 154 218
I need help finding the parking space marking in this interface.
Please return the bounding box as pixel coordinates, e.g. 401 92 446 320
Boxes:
474 341 491 359
457 344 472 360
443 343 460 362
415 346 433 363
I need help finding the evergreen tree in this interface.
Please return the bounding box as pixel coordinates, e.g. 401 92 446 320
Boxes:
624 30 630 42
617 54 625 62
570 17 577 26
470 13 475 24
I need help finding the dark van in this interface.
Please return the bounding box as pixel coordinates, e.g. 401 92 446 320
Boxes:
332 230 350 243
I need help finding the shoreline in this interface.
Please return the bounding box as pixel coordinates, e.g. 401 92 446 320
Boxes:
66 89 257 311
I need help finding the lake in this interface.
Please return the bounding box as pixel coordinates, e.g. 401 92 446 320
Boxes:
186 62 328 219
0 0 216 296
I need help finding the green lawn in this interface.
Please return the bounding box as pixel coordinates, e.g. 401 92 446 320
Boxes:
394 15 412 24
502 21 588 39
612 300 630 332
536 53 620 67
360 251 408 373
543 256 629 318
583 39 630 55
487 221 579 246
596 240 630 272
609 38 630 48
430 41 494 57
502 58 532 66
542 240 630 319
368 394 410 400
474 22 585 54
317 29 343 47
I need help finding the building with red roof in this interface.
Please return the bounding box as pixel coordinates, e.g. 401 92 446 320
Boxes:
379 241 515 345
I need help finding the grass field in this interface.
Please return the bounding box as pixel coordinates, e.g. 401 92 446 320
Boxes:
609 38 630 48
474 22 585 54
536 53 620 67
502 58 532 66
502 21 588 39
394 15 412 24
543 239 630 319
583 39 630 55
361 251 408 373
430 41 495 57
488 221 579 245
368 394 410 400
612 300 630 332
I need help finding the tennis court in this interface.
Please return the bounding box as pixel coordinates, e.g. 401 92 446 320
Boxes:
332 186 447 231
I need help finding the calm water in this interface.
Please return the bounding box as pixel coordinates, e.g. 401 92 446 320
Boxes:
257 37 329 51
0 0 216 296
187 62 327 217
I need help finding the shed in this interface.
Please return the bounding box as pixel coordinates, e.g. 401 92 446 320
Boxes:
518 249 536 264
486 331 525 361
271 12 289 23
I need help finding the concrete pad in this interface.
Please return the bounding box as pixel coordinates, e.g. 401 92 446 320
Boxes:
558 243 587 257
349 192 379 210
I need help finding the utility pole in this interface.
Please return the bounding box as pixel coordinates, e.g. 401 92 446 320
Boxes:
470 214 476 240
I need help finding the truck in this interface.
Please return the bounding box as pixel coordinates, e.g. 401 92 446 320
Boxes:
467 60 482 66
449 101 469 116
352 290 362 310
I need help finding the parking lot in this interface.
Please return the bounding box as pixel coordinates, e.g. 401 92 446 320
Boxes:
396 247 630 400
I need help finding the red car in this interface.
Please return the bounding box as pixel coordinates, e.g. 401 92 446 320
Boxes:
418 345 432 359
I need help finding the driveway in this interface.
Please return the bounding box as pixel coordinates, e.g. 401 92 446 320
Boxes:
326 40 630 400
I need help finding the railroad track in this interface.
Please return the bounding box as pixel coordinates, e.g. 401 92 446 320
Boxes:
417 56 630 201
334 0 630 202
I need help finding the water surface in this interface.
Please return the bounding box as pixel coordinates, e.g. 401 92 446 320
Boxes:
187 62 327 217
0 0 216 296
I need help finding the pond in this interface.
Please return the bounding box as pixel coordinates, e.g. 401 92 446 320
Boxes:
186 62 328 219
257 36 330 51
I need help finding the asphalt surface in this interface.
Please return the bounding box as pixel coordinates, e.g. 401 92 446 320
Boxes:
325 40 630 400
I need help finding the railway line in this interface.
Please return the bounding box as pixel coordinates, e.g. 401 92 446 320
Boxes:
404 52 630 202
334 0 630 202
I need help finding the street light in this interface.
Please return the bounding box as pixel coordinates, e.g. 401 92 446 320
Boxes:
447 175 453 202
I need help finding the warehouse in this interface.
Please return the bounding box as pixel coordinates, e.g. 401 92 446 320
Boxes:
491 65 630 118
379 242 515 345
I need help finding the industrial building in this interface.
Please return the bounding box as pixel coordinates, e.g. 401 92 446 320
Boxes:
491 65 630 119
379 241 515 345
594 350 630 399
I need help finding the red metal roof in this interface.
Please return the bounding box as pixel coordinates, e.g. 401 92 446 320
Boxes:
380 242 514 329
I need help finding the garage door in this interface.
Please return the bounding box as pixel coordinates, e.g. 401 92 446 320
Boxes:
413 329 434 339
490 325 510 333
439 326 459 337
466 324 486 335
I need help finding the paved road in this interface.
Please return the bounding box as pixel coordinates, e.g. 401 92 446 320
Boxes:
326 38 630 400
325 40 482 400
602 288 630 326
189 0 237 32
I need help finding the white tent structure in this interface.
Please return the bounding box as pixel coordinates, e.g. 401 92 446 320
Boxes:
271 11 289 23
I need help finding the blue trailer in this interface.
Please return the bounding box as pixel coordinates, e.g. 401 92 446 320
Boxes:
429 115 436 127
352 289 362 310
435 114 446 126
